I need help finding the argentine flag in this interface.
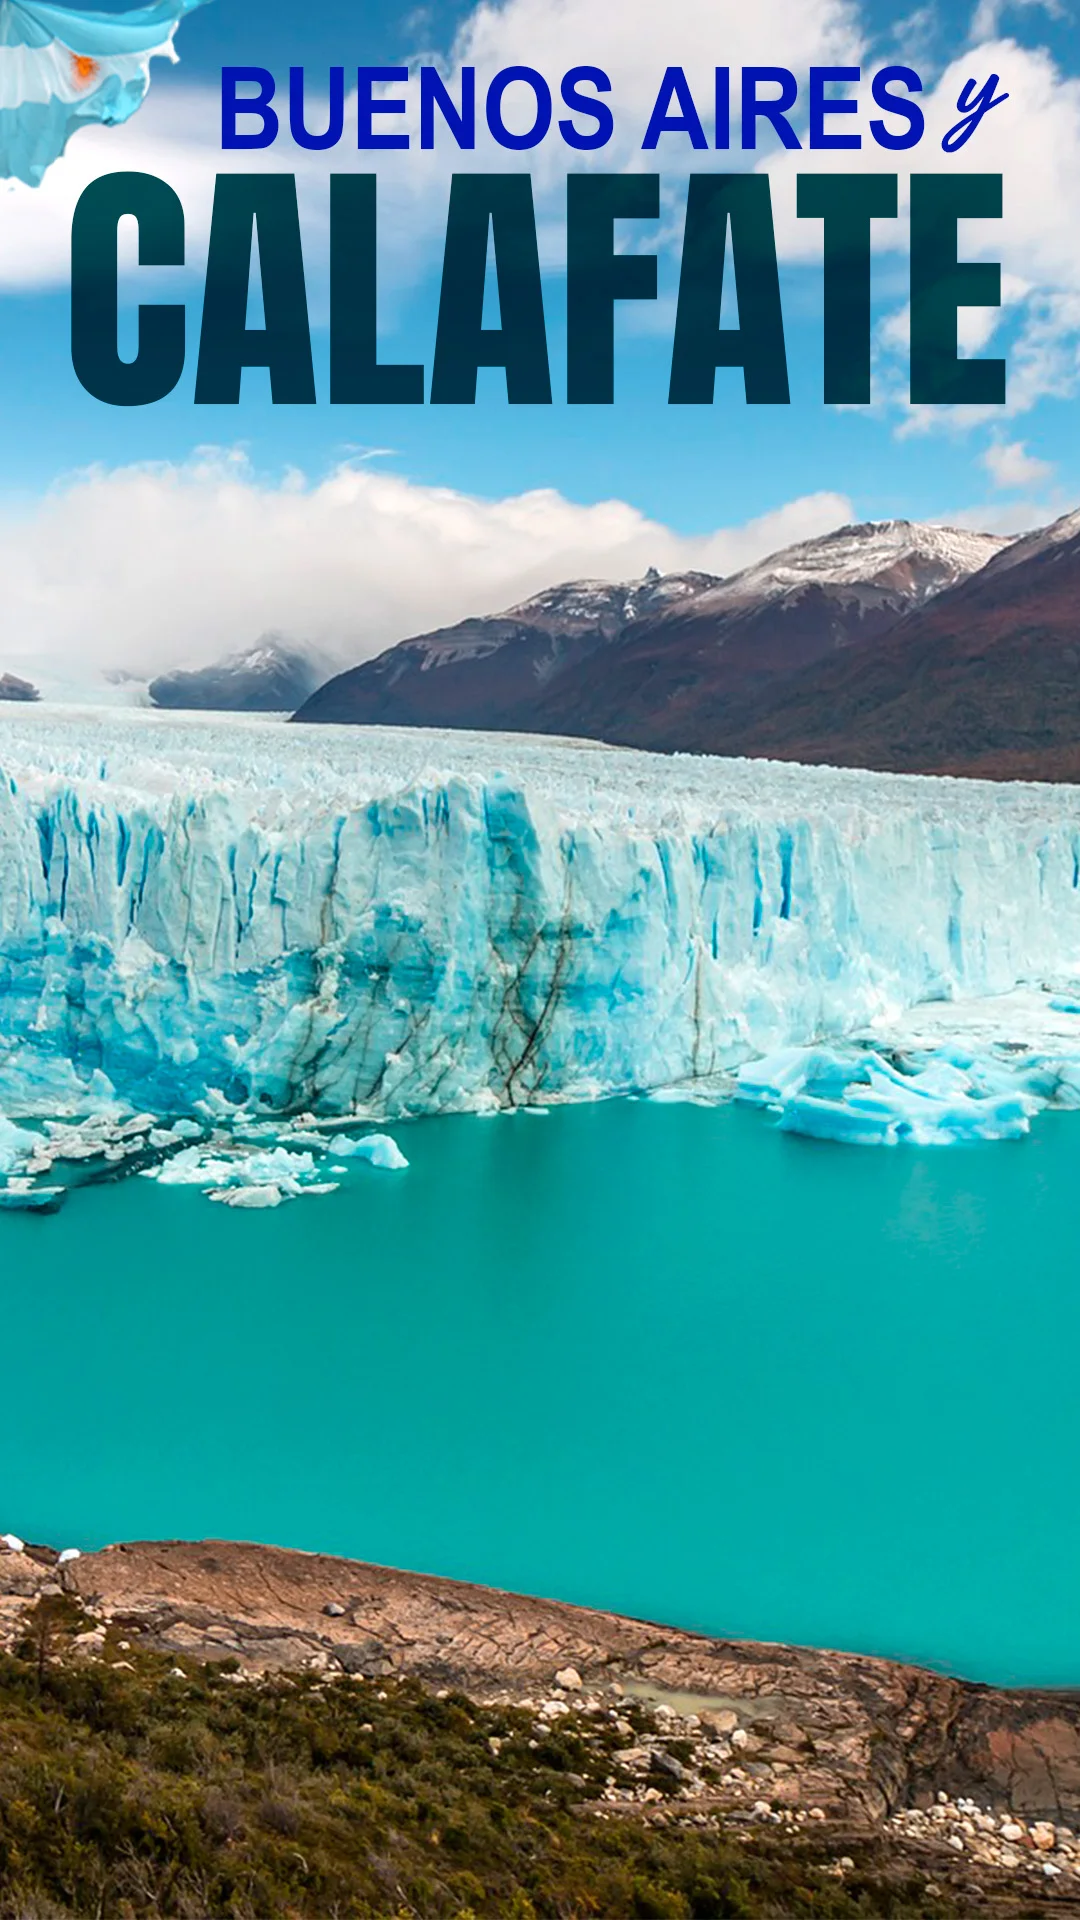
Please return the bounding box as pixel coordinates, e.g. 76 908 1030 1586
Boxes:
0 0 207 186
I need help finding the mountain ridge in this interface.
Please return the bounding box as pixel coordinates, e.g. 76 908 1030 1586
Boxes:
294 568 723 731
151 637 328 714
292 519 1011 749
692 509 1080 778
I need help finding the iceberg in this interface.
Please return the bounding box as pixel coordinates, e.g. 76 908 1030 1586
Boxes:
335 1132 410 1170
153 1145 321 1189
0 1115 35 1172
208 1185 286 1210
149 1140 347 1205
0 709 1080 1148
0 1179 64 1210
736 1045 1042 1145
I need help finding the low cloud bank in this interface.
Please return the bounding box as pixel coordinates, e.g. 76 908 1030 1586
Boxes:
0 451 854 685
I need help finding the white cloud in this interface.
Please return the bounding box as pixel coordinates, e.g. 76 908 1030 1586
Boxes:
753 31 1080 428
0 0 863 292
981 437 1054 487
4 1 1080 438
969 0 1065 44
442 0 862 146
939 495 1058 532
0 450 852 682
0 84 222 290
878 6 940 64
904 41 1080 422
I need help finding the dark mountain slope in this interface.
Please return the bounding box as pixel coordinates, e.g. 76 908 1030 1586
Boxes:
294 571 719 730
294 523 1005 743
151 639 326 714
694 510 1080 778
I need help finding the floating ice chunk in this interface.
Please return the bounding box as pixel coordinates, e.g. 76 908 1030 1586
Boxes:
34 1115 151 1166
0 1117 35 1176
744 1042 1041 1147
208 1185 283 1209
0 1183 65 1211
737 1048 833 1107
148 1122 203 1149
777 1093 900 1146
647 1084 716 1105
155 1146 318 1188
335 1133 409 1170
153 1141 346 1205
151 1142 339 1206
1054 1063 1080 1106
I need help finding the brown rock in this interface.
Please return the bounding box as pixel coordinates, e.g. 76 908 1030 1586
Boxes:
0 1535 1070 1832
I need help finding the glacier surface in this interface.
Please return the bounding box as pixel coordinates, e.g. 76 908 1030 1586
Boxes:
1 707 1080 1147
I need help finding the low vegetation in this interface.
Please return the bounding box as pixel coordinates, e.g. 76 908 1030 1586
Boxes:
0 1597 964 1919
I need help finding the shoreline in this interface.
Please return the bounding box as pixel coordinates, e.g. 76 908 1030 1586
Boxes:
4 1533 1080 1851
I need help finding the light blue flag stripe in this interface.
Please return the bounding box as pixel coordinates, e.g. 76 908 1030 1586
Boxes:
0 0 207 57
0 0 209 183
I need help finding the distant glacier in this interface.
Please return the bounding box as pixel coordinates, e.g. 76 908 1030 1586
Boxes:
1 708 1080 1135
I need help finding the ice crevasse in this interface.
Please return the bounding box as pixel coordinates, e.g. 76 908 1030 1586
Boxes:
2 708 1080 1143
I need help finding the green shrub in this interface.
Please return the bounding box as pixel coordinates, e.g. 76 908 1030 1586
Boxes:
0 1609 963 1920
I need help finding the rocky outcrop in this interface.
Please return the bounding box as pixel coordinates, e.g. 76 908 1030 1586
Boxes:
150 638 325 713
3 1535 1080 1846
0 672 39 702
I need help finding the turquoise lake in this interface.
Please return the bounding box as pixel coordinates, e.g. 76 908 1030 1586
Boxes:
0 1097 1077 1690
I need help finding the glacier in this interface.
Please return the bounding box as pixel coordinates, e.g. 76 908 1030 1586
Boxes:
1 707 1080 1154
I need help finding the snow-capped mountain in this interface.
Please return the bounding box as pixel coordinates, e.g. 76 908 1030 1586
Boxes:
524 521 1009 750
295 521 1007 740
151 638 327 714
700 510 1080 780
970 506 1080 580
662 518 1007 610
295 569 721 731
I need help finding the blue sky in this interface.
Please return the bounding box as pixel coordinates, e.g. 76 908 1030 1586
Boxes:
0 0 1077 679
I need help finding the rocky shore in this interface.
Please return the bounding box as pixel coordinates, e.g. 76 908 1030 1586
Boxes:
2 1535 1080 1913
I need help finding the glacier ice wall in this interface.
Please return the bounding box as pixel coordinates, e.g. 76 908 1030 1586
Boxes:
1 708 1080 1120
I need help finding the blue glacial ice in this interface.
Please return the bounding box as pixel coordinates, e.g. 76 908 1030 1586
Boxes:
335 1132 410 1169
734 1044 1054 1145
2 707 1080 1152
0 1116 36 1173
